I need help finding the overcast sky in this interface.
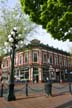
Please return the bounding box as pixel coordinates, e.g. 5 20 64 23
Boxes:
4 0 72 52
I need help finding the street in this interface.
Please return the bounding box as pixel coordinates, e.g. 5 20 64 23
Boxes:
56 100 72 108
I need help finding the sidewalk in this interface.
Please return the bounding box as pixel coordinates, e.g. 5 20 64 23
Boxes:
0 93 72 108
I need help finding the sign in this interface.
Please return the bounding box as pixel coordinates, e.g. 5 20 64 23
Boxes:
49 65 54 71
20 67 29 71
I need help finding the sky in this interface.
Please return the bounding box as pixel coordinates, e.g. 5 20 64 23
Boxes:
1 0 72 52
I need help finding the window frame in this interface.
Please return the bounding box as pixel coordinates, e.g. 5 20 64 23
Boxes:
33 51 38 62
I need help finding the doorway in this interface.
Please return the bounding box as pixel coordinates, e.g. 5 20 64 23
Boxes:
33 67 39 83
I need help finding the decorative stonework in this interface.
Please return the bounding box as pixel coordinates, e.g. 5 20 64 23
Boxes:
31 39 40 44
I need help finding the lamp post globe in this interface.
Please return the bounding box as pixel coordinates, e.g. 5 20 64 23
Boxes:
13 27 17 32
4 42 9 47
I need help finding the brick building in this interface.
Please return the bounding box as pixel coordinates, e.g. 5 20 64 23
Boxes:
1 39 72 83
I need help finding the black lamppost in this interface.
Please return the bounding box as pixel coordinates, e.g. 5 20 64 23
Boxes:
68 70 72 94
4 27 23 101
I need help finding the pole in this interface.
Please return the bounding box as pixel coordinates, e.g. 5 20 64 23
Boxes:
68 71 72 94
26 81 28 96
7 44 16 101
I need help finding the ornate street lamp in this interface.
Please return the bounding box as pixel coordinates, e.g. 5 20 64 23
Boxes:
4 27 23 101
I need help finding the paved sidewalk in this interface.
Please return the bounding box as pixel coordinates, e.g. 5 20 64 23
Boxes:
0 93 72 108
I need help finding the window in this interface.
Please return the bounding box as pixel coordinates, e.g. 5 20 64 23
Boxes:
33 67 38 82
43 53 47 63
59 56 63 66
33 52 38 62
33 67 38 74
25 52 28 64
15 70 29 81
20 70 29 80
54 55 58 65
6 60 8 66
67 59 71 66
19 55 23 64
64 58 67 66
50 71 55 80
14 56 18 65
49 54 53 64
2 62 5 67
71 58 72 66
2 60 8 67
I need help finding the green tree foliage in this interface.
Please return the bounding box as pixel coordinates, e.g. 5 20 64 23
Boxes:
20 0 72 41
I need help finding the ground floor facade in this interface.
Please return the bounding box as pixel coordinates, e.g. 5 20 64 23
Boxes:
2 64 72 83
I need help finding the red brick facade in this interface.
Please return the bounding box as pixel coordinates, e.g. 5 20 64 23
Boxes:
1 39 72 83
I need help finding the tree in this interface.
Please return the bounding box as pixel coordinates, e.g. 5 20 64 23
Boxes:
20 0 72 41
0 0 37 55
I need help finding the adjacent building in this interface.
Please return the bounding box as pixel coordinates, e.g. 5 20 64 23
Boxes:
1 39 72 83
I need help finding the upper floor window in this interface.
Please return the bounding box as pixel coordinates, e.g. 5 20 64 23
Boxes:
14 56 18 65
2 59 8 67
43 53 47 63
19 55 23 64
33 51 38 62
2 62 5 68
49 54 53 64
67 59 71 66
71 58 72 66
59 56 63 66
64 58 67 66
25 52 28 64
6 60 8 66
54 55 58 65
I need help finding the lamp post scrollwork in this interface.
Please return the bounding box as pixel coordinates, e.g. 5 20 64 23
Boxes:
4 27 23 101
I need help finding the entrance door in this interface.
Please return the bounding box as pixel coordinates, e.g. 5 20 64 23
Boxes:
33 67 39 83
56 72 60 82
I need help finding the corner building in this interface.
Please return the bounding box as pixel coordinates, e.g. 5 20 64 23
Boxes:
1 39 72 83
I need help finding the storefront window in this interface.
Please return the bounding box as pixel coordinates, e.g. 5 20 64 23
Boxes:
43 68 49 82
20 71 29 80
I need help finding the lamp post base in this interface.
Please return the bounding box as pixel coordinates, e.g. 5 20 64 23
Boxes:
7 84 16 101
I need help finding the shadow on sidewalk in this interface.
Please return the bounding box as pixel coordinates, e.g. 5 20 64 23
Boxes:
16 93 68 101
16 95 46 101
56 101 72 108
52 93 67 97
